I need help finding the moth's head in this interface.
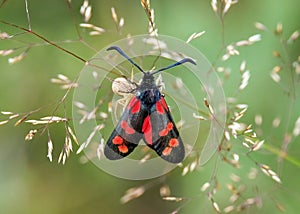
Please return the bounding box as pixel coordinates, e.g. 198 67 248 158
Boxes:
140 72 155 87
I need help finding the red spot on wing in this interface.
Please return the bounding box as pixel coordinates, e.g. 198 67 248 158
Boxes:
159 129 168 137
127 97 137 109
121 121 135 134
166 122 173 130
112 136 123 145
162 138 180 157
160 98 169 111
156 101 164 114
111 135 129 154
118 144 128 153
159 122 174 137
127 97 141 114
169 138 179 147
142 115 152 145
131 100 140 114
162 147 172 156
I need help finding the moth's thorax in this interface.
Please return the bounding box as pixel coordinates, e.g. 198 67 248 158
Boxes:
136 72 161 106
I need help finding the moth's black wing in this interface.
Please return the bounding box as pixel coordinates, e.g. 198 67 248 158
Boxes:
104 96 146 160
142 97 185 163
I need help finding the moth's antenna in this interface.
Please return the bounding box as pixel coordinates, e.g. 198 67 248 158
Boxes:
151 58 196 75
107 46 145 74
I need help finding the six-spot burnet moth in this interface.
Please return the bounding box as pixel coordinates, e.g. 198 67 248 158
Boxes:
104 46 196 163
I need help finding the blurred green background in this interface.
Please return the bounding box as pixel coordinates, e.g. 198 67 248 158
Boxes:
1 0 300 213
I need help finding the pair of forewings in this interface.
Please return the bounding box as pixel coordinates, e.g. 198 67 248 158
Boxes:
104 95 184 163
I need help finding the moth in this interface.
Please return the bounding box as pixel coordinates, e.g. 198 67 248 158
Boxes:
104 46 196 163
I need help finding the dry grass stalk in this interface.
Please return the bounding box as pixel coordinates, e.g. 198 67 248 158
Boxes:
292 117 300 136
47 138 53 162
0 49 14 56
111 7 124 32
254 22 267 31
141 0 156 33
160 185 171 197
287 30 299 43
120 186 145 204
274 22 283 35
8 52 26 64
0 31 13 39
186 31 205 43
0 120 9 125
162 196 184 202
80 0 92 22
25 129 37 141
